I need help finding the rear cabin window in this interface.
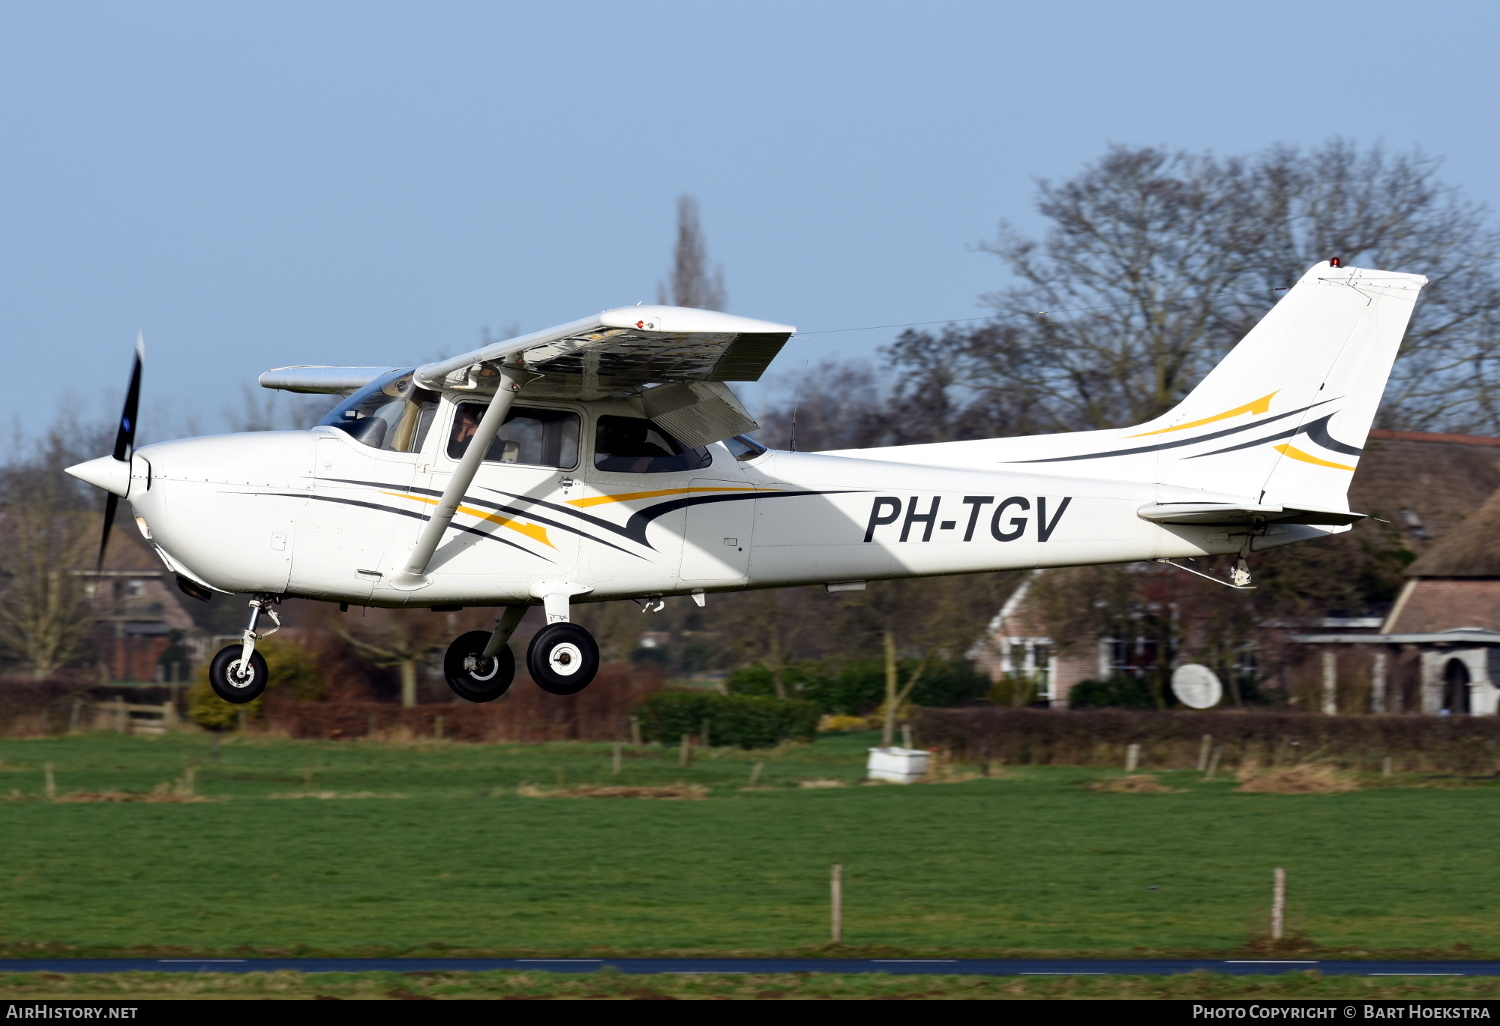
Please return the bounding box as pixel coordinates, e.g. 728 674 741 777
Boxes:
593 416 711 474
447 403 580 470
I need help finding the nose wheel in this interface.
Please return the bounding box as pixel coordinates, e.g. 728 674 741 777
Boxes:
208 595 279 704
443 629 516 703
208 646 268 703
527 622 599 695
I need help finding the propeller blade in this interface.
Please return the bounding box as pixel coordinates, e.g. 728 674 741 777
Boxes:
111 333 145 462
99 334 144 572
98 493 119 573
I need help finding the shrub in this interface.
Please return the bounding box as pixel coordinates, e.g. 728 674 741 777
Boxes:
634 691 820 749
1067 675 1161 709
728 658 988 714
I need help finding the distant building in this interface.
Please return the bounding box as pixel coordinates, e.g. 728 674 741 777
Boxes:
79 529 204 683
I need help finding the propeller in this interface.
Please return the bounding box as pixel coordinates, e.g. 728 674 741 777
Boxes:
97 334 145 572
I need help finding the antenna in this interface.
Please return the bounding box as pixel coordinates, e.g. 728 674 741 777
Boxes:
789 374 806 452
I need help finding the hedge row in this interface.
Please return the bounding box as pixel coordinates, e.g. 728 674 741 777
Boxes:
913 708 1500 773
728 658 988 714
634 691 820 749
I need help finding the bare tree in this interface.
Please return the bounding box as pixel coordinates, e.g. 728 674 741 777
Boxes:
0 427 108 677
893 141 1500 435
658 195 728 311
329 608 450 707
229 384 330 433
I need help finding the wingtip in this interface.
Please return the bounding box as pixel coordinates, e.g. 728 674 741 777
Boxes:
135 331 146 360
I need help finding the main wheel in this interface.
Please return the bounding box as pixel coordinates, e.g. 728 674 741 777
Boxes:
208 645 269 704
443 630 515 703
526 622 599 695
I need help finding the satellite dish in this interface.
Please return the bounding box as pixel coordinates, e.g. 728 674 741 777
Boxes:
1171 664 1222 709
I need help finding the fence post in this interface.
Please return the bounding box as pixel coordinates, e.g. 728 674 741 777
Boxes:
629 716 642 747
679 733 692 769
612 742 622 776
1371 651 1388 714
1125 743 1140 772
434 714 444 741
1206 745 1223 780
749 761 764 785
1382 755 1393 778
1271 867 1286 942
830 863 843 944
1197 734 1212 772
44 762 56 801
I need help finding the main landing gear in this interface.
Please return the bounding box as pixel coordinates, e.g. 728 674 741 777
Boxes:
442 599 600 702
208 596 280 704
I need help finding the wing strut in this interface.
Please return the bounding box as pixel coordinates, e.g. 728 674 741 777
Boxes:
395 364 538 586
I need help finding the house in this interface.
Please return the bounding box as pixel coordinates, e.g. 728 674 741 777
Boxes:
79 527 204 683
975 429 1500 711
1294 480 1500 715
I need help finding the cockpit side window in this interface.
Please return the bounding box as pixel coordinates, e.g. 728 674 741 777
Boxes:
594 416 712 474
318 369 438 453
447 403 581 470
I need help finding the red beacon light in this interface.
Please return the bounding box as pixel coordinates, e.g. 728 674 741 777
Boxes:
1329 257 1342 267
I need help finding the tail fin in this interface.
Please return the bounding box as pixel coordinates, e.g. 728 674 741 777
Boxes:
1138 261 1427 511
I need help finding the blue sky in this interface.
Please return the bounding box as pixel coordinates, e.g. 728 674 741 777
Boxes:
2 1 1496 441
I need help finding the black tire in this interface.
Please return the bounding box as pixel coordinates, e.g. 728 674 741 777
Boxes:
208 645 269 704
443 630 515 703
526 622 599 695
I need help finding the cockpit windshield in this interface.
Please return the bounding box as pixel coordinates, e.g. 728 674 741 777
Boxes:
317 368 439 453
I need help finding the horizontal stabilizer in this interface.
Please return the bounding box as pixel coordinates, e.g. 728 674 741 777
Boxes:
1137 502 1366 527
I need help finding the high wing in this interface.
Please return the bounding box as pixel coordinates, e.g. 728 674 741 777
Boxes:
413 305 795 399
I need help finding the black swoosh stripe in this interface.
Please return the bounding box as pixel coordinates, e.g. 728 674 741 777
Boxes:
321 478 642 557
307 495 545 560
322 476 843 552
1304 416 1363 456
486 487 845 548
1185 414 1359 461
1016 399 1337 464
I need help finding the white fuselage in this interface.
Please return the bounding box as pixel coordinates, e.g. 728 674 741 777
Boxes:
121 393 1330 609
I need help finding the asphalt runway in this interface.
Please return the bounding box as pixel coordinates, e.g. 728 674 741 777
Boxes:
0 958 1494 976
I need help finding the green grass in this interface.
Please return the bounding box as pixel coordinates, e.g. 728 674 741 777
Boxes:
1 731 1498 958
5 969 1500 1001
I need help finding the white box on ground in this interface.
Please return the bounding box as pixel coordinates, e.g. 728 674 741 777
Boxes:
866 747 930 783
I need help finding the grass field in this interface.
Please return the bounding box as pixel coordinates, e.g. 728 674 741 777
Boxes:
7 970 1500 1001
2 731 1498 958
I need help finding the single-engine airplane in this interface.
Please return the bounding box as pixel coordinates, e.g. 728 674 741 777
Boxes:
66 260 1426 705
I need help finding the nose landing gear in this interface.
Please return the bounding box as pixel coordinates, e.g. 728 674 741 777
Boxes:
207 596 280 704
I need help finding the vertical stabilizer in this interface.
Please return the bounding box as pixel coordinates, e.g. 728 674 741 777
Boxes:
1140 261 1427 509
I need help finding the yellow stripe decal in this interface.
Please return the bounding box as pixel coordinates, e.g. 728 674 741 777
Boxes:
1274 443 1356 471
1127 392 1278 437
566 486 758 508
382 492 555 548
